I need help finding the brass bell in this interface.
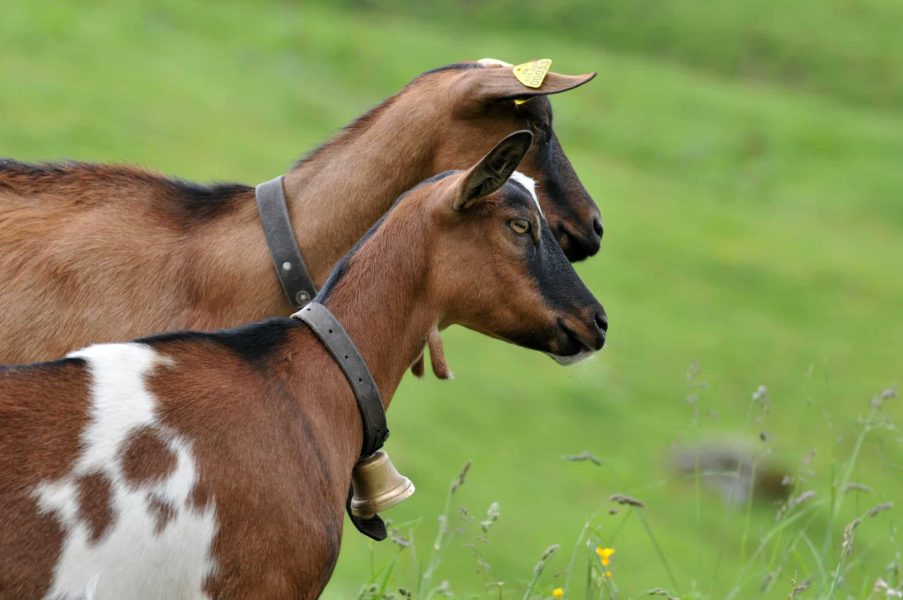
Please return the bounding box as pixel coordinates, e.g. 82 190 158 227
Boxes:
350 451 415 519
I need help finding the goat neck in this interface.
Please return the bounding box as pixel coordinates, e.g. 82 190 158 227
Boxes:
283 97 438 288
295 200 436 406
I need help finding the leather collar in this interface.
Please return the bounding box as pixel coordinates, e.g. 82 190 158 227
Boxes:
292 302 390 541
292 302 389 457
256 176 317 309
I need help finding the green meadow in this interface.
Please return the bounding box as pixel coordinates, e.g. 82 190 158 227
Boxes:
2 1 900 597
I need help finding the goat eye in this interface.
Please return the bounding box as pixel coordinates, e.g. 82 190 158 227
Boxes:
509 219 530 235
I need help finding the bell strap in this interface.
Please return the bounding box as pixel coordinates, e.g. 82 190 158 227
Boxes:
255 176 317 309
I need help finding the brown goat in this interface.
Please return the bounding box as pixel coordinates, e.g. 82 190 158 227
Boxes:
0 131 606 598
0 60 600 365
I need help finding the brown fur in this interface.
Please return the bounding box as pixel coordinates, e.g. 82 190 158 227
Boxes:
74 471 115 543
0 61 599 364
119 426 177 487
0 359 91 597
142 338 353 599
0 137 605 598
0 132 604 599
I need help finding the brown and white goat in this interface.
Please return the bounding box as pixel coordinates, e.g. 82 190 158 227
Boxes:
0 60 600 364
0 131 607 599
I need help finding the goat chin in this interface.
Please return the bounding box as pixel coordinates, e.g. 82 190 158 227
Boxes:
547 350 596 366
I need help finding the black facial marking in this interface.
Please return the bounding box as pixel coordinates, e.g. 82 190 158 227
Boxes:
495 210 600 356
535 132 578 216
504 180 592 311
528 224 592 311
518 101 578 216
515 95 553 140
498 323 561 354
138 318 301 366
499 180 595 312
513 98 601 260
477 180 589 353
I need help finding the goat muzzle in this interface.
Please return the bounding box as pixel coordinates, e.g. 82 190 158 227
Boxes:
350 451 415 519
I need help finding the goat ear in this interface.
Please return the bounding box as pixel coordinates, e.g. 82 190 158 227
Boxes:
469 63 596 103
453 130 533 211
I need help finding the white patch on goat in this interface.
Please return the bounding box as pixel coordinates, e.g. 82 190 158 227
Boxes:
35 343 218 600
510 171 542 217
477 57 513 68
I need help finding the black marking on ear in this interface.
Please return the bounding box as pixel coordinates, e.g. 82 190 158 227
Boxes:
138 318 302 366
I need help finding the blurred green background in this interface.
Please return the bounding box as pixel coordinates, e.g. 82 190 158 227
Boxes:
2 0 901 597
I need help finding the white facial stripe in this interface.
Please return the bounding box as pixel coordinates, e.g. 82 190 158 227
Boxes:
477 58 513 68
36 343 218 600
510 171 543 217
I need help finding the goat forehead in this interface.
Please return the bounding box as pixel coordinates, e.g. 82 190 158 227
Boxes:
36 343 218 599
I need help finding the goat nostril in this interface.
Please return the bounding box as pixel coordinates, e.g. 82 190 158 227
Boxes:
595 312 608 333
592 216 603 238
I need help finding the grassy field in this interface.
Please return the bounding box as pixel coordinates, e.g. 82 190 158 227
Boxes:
2 0 901 597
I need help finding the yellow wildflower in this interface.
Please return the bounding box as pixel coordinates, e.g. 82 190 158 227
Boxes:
552 587 564 598
595 547 615 567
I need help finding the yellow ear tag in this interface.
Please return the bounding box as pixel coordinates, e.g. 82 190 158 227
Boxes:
513 58 552 89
